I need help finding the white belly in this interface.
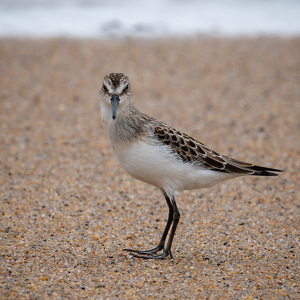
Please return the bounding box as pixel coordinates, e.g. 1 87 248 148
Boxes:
111 140 237 192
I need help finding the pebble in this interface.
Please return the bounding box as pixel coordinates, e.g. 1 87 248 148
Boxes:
0 37 299 299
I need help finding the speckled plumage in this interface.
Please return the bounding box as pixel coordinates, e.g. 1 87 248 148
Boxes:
100 73 281 177
99 72 283 259
152 124 282 176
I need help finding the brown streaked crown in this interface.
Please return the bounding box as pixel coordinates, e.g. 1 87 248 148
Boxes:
106 73 128 88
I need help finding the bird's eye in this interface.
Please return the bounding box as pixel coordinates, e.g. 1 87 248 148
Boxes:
124 84 129 91
102 83 108 93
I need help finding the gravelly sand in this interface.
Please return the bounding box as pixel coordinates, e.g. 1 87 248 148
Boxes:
0 37 299 299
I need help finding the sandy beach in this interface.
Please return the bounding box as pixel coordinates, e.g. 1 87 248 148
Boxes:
0 37 299 299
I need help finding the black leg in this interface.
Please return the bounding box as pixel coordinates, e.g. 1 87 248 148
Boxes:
163 197 180 259
123 191 173 255
124 192 180 259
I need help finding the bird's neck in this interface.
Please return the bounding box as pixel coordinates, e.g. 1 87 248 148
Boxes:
104 103 146 144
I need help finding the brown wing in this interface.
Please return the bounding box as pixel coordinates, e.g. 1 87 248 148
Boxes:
154 125 283 176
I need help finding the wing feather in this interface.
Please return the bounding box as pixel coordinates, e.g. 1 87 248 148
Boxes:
153 125 283 176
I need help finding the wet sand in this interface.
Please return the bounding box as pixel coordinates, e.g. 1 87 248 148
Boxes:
0 37 299 299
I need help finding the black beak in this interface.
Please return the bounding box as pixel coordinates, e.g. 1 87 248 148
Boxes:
110 94 120 120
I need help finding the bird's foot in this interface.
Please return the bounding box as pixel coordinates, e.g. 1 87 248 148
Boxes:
123 247 172 259
123 245 162 255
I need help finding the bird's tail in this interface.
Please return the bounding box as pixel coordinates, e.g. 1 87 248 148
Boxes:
225 158 284 176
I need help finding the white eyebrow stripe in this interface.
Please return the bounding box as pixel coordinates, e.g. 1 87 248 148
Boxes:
107 85 114 94
115 82 128 94
103 81 114 94
104 79 128 95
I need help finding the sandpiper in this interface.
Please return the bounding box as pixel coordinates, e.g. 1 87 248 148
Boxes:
99 73 283 259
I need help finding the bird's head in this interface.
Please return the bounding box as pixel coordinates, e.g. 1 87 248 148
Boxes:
99 73 133 120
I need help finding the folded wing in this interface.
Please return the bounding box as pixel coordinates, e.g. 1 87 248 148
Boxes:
154 125 283 176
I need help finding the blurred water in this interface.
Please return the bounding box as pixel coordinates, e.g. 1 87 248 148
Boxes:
0 0 300 38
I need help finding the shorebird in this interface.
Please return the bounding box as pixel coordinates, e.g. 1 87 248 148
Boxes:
99 72 283 259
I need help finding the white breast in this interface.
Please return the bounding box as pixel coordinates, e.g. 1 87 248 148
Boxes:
111 140 238 193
